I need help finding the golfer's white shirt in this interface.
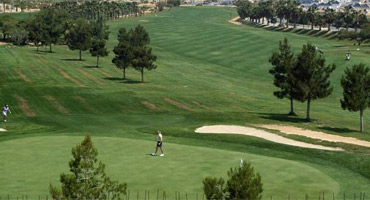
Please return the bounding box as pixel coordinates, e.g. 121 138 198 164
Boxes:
157 133 163 142
2 107 8 116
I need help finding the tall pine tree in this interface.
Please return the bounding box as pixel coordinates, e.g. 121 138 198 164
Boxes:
292 43 336 121
340 64 370 132
269 38 297 115
112 28 133 79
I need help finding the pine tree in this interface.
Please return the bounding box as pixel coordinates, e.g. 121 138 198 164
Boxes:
269 38 297 115
340 64 370 132
292 43 336 121
90 18 110 67
130 25 157 83
90 39 109 67
65 18 92 60
49 135 127 199
112 28 133 79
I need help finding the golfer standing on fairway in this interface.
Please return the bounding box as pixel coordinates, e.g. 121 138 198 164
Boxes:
152 130 164 157
2 104 11 122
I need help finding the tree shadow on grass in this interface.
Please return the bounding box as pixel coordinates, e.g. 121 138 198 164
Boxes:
83 65 98 68
61 58 83 61
103 77 145 84
318 126 356 134
258 113 314 123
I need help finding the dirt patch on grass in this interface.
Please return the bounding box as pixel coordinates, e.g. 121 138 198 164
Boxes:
44 96 70 115
164 98 194 112
74 96 97 113
141 101 159 111
77 69 106 85
57 69 84 87
14 69 31 83
196 125 343 151
0 42 9 46
229 17 242 25
193 101 219 112
260 124 370 148
14 95 36 117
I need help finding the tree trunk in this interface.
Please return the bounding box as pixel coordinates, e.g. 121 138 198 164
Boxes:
355 26 358 32
311 22 314 30
3 3 5 13
306 98 311 121
279 18 282 26
319 25 322 31
96 56 99 67
36 44 39 52
49 44 52 52
360 110 364 132
262 17 264 24
328 23 331 31
122 68 126 80
79 49 82 61
289 96 295 115
141 68 144 82
294 20 297 28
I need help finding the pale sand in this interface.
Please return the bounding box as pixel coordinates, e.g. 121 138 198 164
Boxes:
0 128 6 132
228 17 242 25
261 124 370 148
195 125 343 151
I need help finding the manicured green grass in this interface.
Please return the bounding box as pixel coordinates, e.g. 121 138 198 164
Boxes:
1 6 370 198
0 136 340 199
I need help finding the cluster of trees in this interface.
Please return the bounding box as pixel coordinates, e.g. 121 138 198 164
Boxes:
203 161 263 200
236 0 369 32
270 38 370 132
49 135 127 199
49 1 142 21
112 25 157 82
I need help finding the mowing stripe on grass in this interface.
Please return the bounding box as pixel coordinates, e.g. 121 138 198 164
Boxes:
14 69 31 83
74 96 98 113
43 95 70 115
192 101 219 112
141 101 159 111
77 69 106 85
57 69 84 87
164 98 194 112
14 95 36 117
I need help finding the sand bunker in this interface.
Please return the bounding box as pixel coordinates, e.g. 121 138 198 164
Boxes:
261 124 370 148
0 128 6 132
228 17 242 25
195 125 343 151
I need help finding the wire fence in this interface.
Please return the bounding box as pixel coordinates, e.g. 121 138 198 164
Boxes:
0 191 366 200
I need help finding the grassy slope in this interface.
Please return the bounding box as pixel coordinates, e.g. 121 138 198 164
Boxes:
0 6 370 198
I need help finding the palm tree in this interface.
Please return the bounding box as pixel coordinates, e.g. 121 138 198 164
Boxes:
307 6 317 30
323 8 335 31
276 0 286 26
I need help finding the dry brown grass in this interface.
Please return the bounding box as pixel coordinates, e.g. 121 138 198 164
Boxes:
14 69 32 83
192 101 219 112
164 98 194 112
44 95 70 115
141 101 159 111
77 69 106 85
57 69 84 87
14 95 36 117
